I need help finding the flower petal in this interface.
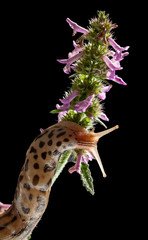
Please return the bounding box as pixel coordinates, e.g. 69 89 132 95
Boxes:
57 52 83 74
106 69 127 85
58 111 67 122
74 94 94 113
60 90 79 104
68 153 82 174
98 112 109 121
66 18 89 34
98 85 112 100
108 37 130 52
102 55 122 71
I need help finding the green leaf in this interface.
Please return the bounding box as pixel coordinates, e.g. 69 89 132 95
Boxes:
50 109 63 114
80 162 95 195
52 150 72 185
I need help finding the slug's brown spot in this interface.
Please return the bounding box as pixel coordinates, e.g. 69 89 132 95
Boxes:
29 194 33 201
41 152 47 160
22 206 30 214
48 139 52 146
63 138 69 142
32 175 39 186
34 163 39 169
56 141 62 147
34 154 38 160
30 146 37 153
39 141 45 148
56 131 66 138
48 129 55 138
57 128 63 131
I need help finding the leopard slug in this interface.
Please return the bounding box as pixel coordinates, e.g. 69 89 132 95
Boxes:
0 121 118 239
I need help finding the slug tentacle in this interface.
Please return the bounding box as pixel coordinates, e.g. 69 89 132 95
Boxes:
57 121 119 177
75 124 119 178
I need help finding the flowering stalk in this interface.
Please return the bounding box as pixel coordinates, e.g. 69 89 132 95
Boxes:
51 11 129 194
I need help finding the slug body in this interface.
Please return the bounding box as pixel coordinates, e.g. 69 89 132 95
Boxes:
0 121 118 239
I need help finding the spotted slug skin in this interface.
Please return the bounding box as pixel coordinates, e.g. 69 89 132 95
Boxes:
0 121 118 239
0 121 96 240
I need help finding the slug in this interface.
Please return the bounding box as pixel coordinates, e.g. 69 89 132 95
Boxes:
0 121 118 239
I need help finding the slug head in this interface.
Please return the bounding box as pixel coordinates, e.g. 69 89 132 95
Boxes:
57 121 119 177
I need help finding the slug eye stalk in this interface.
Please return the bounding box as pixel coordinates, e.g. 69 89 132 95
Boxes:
76 125 119 177
59 121 119 178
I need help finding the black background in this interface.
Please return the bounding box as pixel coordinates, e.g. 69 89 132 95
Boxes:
0 1 144 239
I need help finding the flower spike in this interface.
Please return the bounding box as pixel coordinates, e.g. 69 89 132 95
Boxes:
54 11 129 193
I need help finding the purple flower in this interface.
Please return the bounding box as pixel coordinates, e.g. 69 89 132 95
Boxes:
74 94 94 113
56 90 79 122
57 41 83 74
103 38 129 85
57 111 67 122
108 37 129 53
68 41 84 58
106 69 127 85
81 151 93 164
68 153 82 174
56 90 79 111
98 112 109 121
68 151 93 174
66 18 89 35
102 55 122 71
57 52 83 74
98 85 112 100
109 50 129 62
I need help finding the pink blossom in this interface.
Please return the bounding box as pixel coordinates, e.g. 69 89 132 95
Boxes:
66 18 89 35
98 85 112 100
57 52 83 74
103 38 129 85
108 37 129 53
40 128 44 133
57 111 67 122
109 50 129 61
74 94 94 113
68 151 93 174
68 41 84 58
106 69 127 85
56 90 79 111
56 90 79 122
68 153 82 174
81 151 93 164
98 112 109 121
102 55 122 71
